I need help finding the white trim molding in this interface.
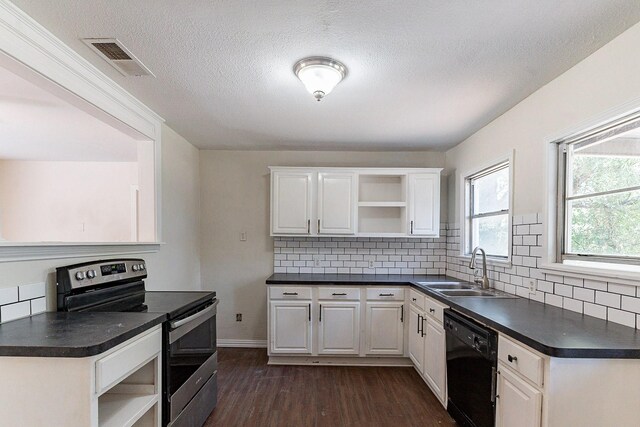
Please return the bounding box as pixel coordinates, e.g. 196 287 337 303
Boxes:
217 339 268 348
0 0 165 262
0 243 162 263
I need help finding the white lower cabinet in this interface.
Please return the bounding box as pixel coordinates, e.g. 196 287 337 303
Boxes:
408 293 448 407
365 301 405 355
423 316 446 403
408 305 425 371
269 301 312 354
496 363 542 427
0 326 162 427
318 301 360 355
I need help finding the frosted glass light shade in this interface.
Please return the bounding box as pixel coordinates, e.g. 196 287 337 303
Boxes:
294 57 347 101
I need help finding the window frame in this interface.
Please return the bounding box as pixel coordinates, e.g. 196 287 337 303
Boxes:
460 153 514 263
555 111 640 267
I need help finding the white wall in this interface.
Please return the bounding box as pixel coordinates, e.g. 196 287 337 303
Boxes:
443 20 640 328
0 160 138 242
0 123 201 298
445 20 640 220
199 150 445 342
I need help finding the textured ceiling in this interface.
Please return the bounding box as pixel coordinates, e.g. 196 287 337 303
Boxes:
10 0 640 151
0 54 138 161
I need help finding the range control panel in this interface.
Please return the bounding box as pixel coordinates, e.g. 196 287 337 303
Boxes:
57 259 147 292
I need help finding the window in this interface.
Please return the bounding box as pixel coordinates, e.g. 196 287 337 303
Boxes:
464 161 511 258
557 112 640 267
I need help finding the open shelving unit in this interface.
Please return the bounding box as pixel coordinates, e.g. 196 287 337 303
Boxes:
357 174 407 236
98 356 161 427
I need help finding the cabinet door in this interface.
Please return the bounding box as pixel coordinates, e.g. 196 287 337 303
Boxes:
269 301 312 354
423 317 447 405
496 364 542 427
317 172 357 234
408 306 425 371
365 302 404 355
408 173 440 236
318 301 360 355
271 170 313 234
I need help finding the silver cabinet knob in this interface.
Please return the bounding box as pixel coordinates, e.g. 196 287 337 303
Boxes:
75 271 85 280
86 270 96 279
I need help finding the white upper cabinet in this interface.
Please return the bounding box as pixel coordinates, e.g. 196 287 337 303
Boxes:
271 170 313 234
408 173 440 236
270 167 441 237
317 172 357 234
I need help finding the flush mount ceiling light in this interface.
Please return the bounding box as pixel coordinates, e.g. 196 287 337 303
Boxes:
293 57 347 101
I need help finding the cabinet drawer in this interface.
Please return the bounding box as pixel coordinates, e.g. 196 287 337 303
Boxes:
269 286 312 300
498 335 544 387
424 295 448 324
318 287 360 300
409 289 425 310
95 327 161 395
366 287 405 301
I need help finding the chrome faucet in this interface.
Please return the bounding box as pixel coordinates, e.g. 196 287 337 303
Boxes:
469 247 490 289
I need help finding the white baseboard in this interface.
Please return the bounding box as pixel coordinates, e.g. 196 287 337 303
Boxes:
217 339 267 348
268 355 413 367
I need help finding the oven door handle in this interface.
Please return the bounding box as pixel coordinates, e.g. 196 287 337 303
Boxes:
170 299 219 330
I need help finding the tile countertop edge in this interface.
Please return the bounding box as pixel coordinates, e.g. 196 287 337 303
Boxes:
0 313 166 358
265 273 640 359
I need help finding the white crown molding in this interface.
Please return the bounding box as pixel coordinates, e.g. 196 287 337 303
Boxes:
0 0 164 139
217 339 268 348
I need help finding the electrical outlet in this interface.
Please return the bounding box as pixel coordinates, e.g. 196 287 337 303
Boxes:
236 313 242 322
240 231 247 241
368 257 375 269
313 255 321 267
528 279 537 294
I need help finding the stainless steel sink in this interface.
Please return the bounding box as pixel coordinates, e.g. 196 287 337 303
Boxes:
436 289 517 298
417 281 473 290
426 284 474 290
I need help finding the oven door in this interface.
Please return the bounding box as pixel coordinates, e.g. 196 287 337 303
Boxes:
166 299 218 424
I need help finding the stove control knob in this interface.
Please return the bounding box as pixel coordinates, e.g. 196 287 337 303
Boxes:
140 264 146 271
86 270 96 279
132 264 140 272
75 271 86 281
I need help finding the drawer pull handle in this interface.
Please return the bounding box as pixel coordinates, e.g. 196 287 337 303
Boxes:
429 308 435 313
508 354 518 363
379 293 394 297
412 297 417 301
283 292 298 296
332 293 347 296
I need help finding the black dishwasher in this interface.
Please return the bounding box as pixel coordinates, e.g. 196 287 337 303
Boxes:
444 310 498 427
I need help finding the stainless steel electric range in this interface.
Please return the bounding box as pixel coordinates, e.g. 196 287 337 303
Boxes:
56 258 218 427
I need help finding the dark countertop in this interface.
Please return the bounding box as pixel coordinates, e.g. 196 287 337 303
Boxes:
0 312 165 357
266 273 640 359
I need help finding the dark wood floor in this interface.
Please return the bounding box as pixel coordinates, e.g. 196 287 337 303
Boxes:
204 348 456 427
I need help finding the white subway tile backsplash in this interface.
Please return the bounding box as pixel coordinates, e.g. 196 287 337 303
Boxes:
608 308 636 328
608 283 636 296
621 296 640 314
0 287 18 306
596 291 621 308
584 279 608 291
30 297 47 315
0 283 48 323
1 301 31 323
584 302 607 320
573 287 595 303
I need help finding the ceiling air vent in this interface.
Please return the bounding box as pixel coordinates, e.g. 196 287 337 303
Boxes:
82 38 154 77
